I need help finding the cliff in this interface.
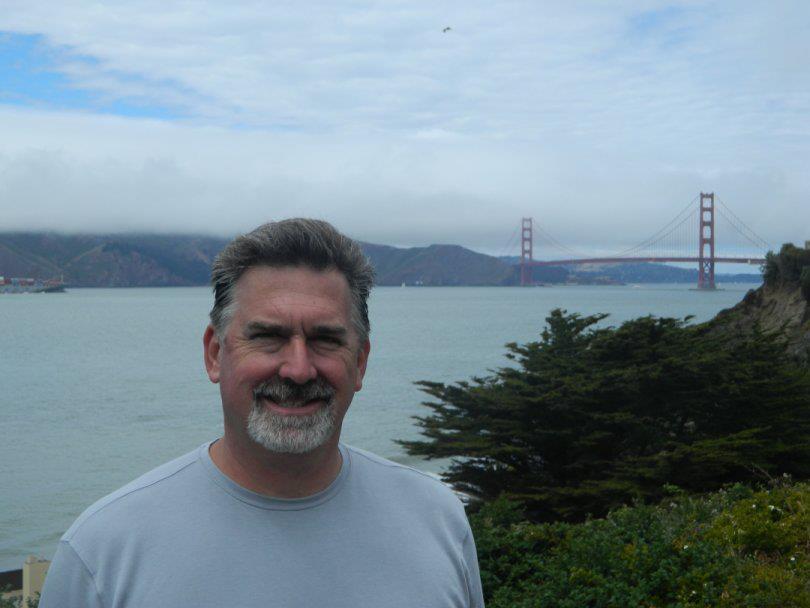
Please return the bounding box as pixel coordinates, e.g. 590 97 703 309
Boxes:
707 243 810 363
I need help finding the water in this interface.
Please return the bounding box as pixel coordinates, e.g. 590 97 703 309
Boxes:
0 282 759 570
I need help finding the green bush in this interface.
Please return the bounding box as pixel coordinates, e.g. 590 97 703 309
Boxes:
764 243 810 287
0 588 38 608
471 482 810 607
707 484 809 554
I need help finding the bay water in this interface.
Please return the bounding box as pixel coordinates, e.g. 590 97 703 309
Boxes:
0 282 759 571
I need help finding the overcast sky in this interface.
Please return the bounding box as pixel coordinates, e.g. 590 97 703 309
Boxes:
0 1 807 258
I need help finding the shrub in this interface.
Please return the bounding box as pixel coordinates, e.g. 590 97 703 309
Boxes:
470 482 810 607
707 484 809 554
0 589 38 608
764 243 810 286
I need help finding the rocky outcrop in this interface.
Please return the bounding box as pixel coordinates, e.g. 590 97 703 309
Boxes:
709 281 810 363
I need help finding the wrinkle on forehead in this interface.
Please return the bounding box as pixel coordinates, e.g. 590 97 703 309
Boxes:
232 266 354 335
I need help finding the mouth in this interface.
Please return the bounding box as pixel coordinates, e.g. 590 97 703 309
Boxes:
260 396 326 416
253 377 335 417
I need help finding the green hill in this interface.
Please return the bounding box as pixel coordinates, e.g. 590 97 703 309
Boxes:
5 230 762 288
0 232 530 287
0 233 227 287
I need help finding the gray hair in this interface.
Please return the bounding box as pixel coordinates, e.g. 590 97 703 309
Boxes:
209 219 374 343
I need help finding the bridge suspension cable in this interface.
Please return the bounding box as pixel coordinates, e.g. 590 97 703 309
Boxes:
716 196 772 252
533 223 588 258
498 223 520 259
515 191 767 290
611 195 699 258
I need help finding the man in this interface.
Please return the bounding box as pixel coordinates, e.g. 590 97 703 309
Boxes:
40 219 485 607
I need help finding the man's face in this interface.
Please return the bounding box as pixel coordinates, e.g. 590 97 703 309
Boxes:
203 265 370 454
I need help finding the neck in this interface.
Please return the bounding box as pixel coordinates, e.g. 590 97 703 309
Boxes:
209 431 343 499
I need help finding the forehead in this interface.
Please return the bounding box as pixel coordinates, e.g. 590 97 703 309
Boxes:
232 265 352 322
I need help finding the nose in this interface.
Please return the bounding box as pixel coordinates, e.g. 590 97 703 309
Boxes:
278 336 317 384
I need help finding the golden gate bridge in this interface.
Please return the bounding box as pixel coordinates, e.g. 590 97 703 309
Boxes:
512 192 770 289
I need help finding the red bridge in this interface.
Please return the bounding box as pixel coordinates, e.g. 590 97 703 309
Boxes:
517 193 768 289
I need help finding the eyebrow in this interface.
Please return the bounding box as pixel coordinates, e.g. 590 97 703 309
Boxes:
244 322 288 336
311 325 348 339
244 322 348 339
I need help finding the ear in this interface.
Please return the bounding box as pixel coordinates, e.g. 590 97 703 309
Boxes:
354 339 371 392
203 325 222 384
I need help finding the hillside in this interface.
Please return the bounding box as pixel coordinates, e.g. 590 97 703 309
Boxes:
361 242 517 286
0 231 767 289
0 232 528 287
499 257 762 284
707 242 810 362
572 261 761 284
0 233 227 287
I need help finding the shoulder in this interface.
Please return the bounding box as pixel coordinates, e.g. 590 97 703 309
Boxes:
62 444 206 545
344 444 445 482
341 445 475 564
343 444 466 514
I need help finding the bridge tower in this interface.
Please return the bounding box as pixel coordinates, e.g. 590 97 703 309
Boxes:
520 217 533 286
698 192 716 289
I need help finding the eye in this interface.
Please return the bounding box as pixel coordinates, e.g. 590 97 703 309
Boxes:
312 335 343 347
250 332 286 346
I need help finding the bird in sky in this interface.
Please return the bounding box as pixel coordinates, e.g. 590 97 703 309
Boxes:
442 26 451 33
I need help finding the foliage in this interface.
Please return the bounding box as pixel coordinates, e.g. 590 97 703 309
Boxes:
763 243 810 292
401 309 810 522
470 482 810 607
763 251 779 285
802 267 810 301
0 588 38 608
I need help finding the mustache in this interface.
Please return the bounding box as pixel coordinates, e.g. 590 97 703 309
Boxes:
252 377 335 409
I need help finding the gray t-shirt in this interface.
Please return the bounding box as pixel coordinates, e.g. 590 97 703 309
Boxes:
39 442 485 607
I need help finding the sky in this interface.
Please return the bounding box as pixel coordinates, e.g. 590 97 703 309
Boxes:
0 1 808 259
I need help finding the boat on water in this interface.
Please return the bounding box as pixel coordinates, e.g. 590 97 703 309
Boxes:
0 276 65 294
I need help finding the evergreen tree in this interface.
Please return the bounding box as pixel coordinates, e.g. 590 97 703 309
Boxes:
401 310 810 522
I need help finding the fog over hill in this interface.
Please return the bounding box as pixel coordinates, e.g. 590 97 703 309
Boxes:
0 232 761 288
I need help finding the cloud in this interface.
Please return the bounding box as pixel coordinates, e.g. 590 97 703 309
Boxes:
3 1 806 138
0 1 807 257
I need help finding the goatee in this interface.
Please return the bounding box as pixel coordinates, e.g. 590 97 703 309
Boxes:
246 376 337 454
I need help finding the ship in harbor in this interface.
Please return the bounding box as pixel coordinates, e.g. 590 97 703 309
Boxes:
0 276 65 293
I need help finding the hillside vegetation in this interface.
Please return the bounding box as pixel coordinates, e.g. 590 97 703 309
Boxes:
360 242 517 285
0 233 225 287
710 242 810 362
472 482 809 607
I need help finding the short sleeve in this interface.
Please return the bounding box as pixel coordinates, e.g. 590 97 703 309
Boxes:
462 529 485 608
39 541 104 608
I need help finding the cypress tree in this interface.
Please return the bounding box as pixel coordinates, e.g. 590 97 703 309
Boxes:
401 309 810 522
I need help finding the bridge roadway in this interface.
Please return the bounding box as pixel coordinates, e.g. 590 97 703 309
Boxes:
525 257 766 266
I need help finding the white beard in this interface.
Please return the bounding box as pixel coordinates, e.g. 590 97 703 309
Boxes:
246 400 336 454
